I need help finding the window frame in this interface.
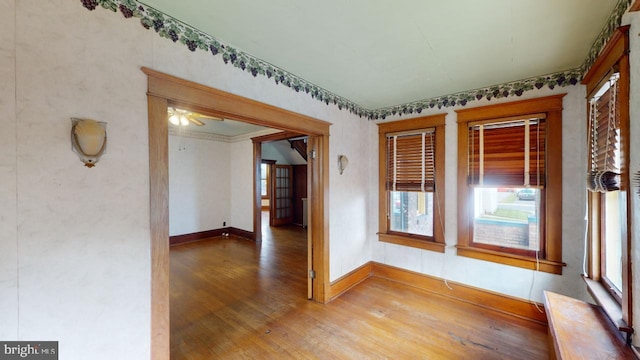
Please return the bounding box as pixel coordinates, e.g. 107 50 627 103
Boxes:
582 25 631 330
378 114 446 252
456 95 565 274
261 159 276 199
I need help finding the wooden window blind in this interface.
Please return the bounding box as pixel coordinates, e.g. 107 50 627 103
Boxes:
386 128 436 192
587 73 620 192
468 118 546 187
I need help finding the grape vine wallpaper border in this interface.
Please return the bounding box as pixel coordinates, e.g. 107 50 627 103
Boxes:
79 0 632 120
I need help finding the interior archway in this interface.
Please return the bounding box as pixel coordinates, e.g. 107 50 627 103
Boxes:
142 67 331 359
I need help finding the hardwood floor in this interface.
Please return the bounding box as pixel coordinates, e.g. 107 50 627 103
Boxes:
170 214 548 359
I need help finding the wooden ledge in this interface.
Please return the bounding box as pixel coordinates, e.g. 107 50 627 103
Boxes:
378 233 445 253
456 246 565 274
583 277 632 335
543 291 635 359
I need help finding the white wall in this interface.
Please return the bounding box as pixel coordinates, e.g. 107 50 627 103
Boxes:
0 0 18 341
168 135 231 236
169 131 282 235
0 1 370 358
330 108 373 280
370 85 591 304
6 1 152 358
4 0 636 357
229 139 254 231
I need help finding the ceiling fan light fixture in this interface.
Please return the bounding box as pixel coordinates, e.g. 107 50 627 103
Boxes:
169 111 190 127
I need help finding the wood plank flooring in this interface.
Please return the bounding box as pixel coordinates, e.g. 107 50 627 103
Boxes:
170 214 549 359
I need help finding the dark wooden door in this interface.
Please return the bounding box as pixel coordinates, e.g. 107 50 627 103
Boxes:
270 165 294 226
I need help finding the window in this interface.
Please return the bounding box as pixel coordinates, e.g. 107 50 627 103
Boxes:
583 26 631 330
589 72 624 300
378 114 445 252
456 95 565 274
261 163 268 197
261 159 276 199
467 118 545 257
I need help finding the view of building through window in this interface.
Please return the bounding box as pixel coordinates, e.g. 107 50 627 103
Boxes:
472 188 540 252
604 190 623 292
389 191 434 237
260 163 268 197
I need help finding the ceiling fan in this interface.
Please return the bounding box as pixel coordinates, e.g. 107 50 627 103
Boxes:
167 107 223 126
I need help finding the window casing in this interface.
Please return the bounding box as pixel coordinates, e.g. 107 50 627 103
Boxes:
589 72 624 302
378 114 446 252
261 159 276 199
456 95 565 274
583 26 631 330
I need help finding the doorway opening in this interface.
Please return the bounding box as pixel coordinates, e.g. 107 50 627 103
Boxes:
253 133 309 229
143 67 331 358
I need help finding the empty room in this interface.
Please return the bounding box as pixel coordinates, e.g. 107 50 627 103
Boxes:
2 1 640 359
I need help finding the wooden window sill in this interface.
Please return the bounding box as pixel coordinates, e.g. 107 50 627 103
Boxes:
378 233 445 253
544 290 635 359
456 246 565 275
583 277 633 337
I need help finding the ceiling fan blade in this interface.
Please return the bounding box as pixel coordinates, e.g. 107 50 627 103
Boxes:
168 107 222 126
186 114 205 126
197 114 224 121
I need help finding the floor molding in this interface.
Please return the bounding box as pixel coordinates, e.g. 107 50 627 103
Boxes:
328 262 372 301
229 227 257 241
170 227 255 245
370 262 547 325
329 261 547 324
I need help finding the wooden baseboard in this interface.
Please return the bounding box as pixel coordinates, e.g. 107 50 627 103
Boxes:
328 262 372 301
370 262 547 325
329 261 546 324
170 227 255 245
170 229 224 245
229 227 256 241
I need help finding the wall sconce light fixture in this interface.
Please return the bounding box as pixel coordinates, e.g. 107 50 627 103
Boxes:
71 118 107 168
337 155 349 175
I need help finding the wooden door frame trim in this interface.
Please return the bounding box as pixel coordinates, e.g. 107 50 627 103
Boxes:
142 67 331 360
252 130 304 143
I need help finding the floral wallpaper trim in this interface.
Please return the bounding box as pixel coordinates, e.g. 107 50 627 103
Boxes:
80 0 369 117
79 0 626 120
368 69 582 120
581 0 632 76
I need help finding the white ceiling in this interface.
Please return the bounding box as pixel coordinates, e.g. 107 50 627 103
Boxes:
169 116 272 136
199 117 266 136
140 0 618 110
